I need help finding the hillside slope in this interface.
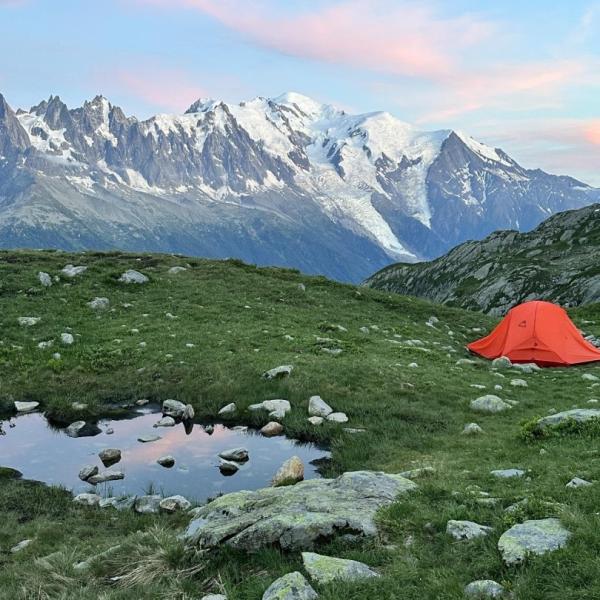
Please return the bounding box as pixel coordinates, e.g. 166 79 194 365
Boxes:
366 203 600 315
1 91 599 282
2 251 600 599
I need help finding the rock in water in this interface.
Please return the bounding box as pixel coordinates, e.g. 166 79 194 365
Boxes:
134 495 162 514
219 460 239 475
162 399 187 418
262 365 293 380
118 270 149 284
138 434 161 443
261 421 284 437
65 421 101 437
498 518 570 565
38 272 52 287
78 465 99 481
98 448 121 466
272 456 304 487
262 571 317 600
154 416 176 428
14 401 39 412
157 455 175 468
470 395 512 413
301 552 379 584
446 520 493 540
464 580 507 598
219 447 249 462
308 395 333 417
87 470 125 485
185 471 417 551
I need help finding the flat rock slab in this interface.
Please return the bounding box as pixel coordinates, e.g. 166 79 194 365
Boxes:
184 471 417 551
302 552 379 584
491 468 525 478
262 571 317 600
537 408 600 428
498 518 570 565
14 401 39 412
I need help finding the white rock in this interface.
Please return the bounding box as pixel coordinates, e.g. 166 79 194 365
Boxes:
18 316 40 327
14 401 39 412
308 395 333 417
61 264 87 278
38 340 53 349
511 378 528 387
160 495 191 512
446 520 492 540
491 468 525 478
326 412 348 423
308 416 324 425
119 270 149 284
61 333 75 345
38 272 52 287
470 395 511 413
10 539 33 553
218 403 236 415
168 266 187 274
464 580 506 598
566 477 592 488
73 493 101 506
262 365 293 380
583 373 599 382
88 297 109 311
462 423 484 435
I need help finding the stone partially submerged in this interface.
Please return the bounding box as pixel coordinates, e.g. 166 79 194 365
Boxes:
184 471 416 551
498 518 570 565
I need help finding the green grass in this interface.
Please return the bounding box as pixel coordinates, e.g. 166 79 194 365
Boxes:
2 249 600 598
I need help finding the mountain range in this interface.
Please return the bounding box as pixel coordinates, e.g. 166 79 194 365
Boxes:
1 91 598 282
365 203 600 315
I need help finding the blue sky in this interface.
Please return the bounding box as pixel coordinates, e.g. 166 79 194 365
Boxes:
1 0 598 184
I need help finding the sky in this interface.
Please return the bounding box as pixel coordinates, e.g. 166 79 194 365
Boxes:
0 0 599 185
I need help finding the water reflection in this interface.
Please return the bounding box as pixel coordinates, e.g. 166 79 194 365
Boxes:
0 408 329 502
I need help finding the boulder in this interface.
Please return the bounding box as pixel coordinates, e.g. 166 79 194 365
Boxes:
185 471 417 551
219 460 239 475
159 495 191 513
537 408 600 428
134 495 162 514
302 552 379 584
326 412 348 423
308 395 333 417
492 356 512 369
219 447 249 462
582 373 599 382
87 470 125 485
61 264 87 278
272 456 304 487
183 404 195 421
262 572 317 600
38 272 52 287
18 316 40 326
162 399 187 419
218 403 236 415
119 270 149 284
462 423 484 435
261 421 284 437
263 365 293 380
61 333 75 345
157 455 175 468
98 448 121 466
73 493 101 506
566 477 592 488
446 520 492 541
65 421 101 438
168 266 187 274
14 401 39 412
88 297 109 311
464 580 507 598
491 468 525 478
78 465 99 481
307 416 323 426
470 395 511 413
498 518 570 565
154 416 176 428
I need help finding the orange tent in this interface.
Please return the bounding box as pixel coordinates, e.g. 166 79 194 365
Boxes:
467 300 600 367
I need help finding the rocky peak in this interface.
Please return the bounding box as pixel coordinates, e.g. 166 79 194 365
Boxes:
0 93 30 156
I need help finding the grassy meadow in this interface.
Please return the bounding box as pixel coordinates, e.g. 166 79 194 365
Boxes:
1 250 600 599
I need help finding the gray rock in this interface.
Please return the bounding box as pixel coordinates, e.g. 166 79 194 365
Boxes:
219 447 249 462
78 465 99 481
65 421 100 437
470 395 512 413
464 580 506 598
446 520 492 540
61 264 87 278
566 477 592 488
73 493 101 506
168 266 187 274
307 416 323 425
218 403 236 415
87 470 125 485
162 399 187 418
61 332 75 345
118 270 149 284
272 456 304 487
98 448 121 465
219 460 239 474
185 471 417 551
492 356 512 369
510 378 528 387
159 495 191 513
138 434 161 443
10 539 33 553
183 404 195 420
326 412 348 423
582 373 599 382
263 365 293 380
262 571 318 600
157 455 175 468
14 401 39 412
38 272 52 287
18 316 40 326
302 552 379 584
72 402 87 411
462 422 484 435
200 596 227 600
308 395 333 417
134 495 162 514
537 408 600 428
88 297 109 311
498 518 570 565
491 468 525 478
154 416 176 428
399 467 435 479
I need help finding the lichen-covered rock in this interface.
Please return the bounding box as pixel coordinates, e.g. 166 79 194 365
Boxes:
464 580 507 598
446 520 492 540
537 408 600 428
302 552 379 584
184 471 417 551
262 571 318 600
159 495 191 513
498 518 570 565
61 332 75 345
272 456 304 487
119 270 149 284
470 395 512 413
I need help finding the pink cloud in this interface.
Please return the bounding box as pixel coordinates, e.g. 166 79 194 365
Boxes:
134 0 495 79
112 67 208 113
584 120 600 145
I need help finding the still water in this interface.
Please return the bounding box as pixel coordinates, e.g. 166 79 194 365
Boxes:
0 407 329 502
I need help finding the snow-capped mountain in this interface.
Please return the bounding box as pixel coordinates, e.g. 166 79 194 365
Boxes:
0 91 598 281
